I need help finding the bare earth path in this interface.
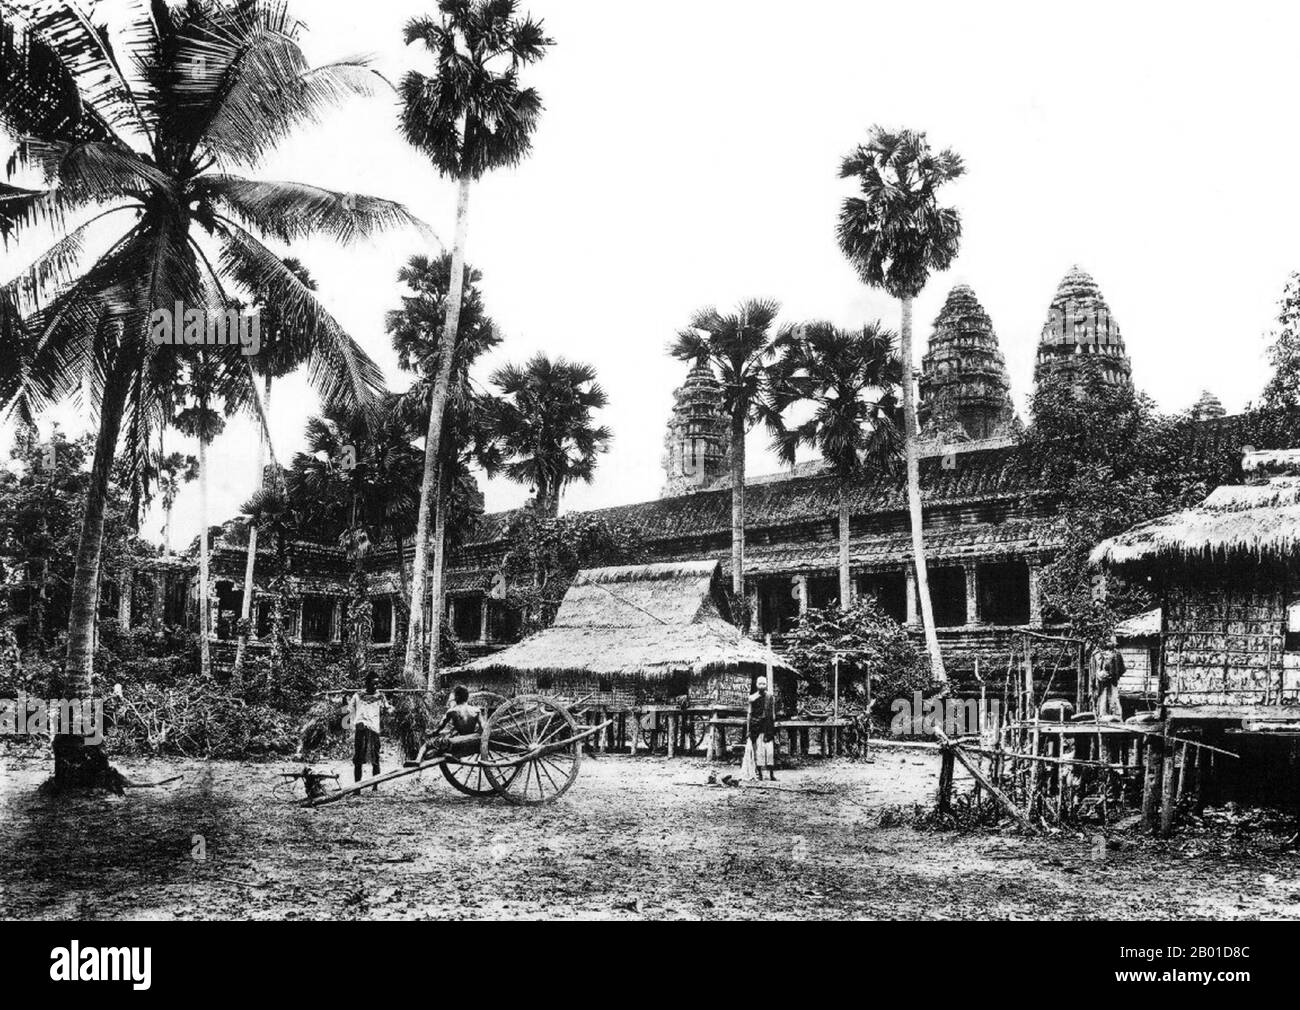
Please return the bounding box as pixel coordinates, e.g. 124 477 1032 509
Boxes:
2 748 1298 920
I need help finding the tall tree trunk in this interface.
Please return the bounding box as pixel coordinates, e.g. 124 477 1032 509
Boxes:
428 474 447 688
405 171 472 686
55 346 133 788
900 295 946 682
232 375 272 685
198 435 211 680
838 479 852 610
730 411 746 607
162 501 173 554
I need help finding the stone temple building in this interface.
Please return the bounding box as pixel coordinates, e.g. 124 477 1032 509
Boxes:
120 267 1171 691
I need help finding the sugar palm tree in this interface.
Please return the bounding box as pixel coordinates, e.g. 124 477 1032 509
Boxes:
769 321 902 609
171 356 227 681
837 127 964 682
231 256 317 683
669 299 780 607
489 354 611 518
398 0 552 686
154 449 198 554
0 1 419 784
286 397 423 676
388 252 501 682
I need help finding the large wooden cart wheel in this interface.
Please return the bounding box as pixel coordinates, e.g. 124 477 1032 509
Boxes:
483 694 582 805
438 691 508 797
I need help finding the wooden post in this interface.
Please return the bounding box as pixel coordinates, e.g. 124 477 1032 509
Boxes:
1159 734 1178 836
937 746 955 813
832 654 840 727
1142 732 1163 829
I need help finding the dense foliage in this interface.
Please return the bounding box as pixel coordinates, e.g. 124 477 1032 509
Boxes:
499 511 646 636
782 600 933 723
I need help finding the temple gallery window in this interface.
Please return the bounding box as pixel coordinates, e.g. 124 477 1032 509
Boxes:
450 596 483 642
928 566 968 627
806 575 839 611
301 595 334 643
756 576 800 635
858 571 907 624
977 561 1030 626
256 599 273 639
214 580 243 640
372 597 393 644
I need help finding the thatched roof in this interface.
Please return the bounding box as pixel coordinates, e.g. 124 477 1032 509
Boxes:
453 560 795 681
1115 608 1160 638
1092 452 1300 566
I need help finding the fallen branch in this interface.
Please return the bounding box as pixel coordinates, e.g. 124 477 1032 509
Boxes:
934 728 1039 834
122 775 184 789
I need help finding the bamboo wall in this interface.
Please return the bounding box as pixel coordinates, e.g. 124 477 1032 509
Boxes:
1164 564 1299 709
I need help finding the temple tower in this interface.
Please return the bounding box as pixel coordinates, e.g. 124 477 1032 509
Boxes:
1034 266 1133 392
662 359 730 496
918 283 1018 442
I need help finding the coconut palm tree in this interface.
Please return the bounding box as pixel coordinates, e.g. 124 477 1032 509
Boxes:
669 299 780 608
286 397 423 676
387 252 501 682
837 127 964 682
231 256 317 683
489 354 611 518
768 321 902 609
0 1 420 785
398 0 552 686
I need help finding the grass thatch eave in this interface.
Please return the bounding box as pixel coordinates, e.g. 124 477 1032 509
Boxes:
1091 479 1300 568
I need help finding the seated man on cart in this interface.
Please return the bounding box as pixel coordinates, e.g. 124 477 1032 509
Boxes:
428 685 485 757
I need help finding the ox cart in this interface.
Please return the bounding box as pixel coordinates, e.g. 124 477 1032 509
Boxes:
297 692 611 808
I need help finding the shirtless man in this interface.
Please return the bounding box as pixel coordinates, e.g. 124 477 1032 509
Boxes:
431 685 484 756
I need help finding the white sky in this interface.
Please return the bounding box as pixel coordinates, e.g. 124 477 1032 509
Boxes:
3 0 1299 549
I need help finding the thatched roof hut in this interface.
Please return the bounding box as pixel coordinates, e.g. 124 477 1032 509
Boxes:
1091 451 1300 567
451 560 797 708
1091 451 1300 720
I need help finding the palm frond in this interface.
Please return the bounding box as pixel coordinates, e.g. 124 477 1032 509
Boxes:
216 218 385 417
14 0 153 139
201 175 429 244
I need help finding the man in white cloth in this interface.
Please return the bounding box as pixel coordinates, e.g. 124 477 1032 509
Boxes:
747 676 778 781
349 673 389 791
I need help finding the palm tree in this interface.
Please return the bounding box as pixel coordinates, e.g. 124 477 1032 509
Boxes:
398 0 552 686
669 299 780 608
769 321 902 609
388 252 501 682
490 354 611 518
154 450 198 554
172 357 227 681
0 2 419 785
286 397 423 676
837 127 964 682
239 481 301 678
231 256 317 683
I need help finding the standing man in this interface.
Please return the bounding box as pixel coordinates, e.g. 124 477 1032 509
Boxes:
349 673 388 790
748 675 778 780
1092 637 1125 722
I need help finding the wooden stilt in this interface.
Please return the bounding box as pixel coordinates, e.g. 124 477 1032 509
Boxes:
937 746 955 814
1143 732 1164 830
1159 734 1178 836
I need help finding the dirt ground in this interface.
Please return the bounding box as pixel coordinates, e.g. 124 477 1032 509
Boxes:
3 745 1299 920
